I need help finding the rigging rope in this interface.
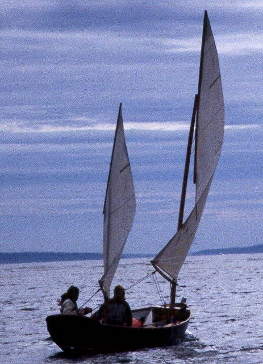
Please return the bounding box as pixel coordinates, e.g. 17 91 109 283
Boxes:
79 271 155 310
125 271 156 292
152 271 166 306
79 270 166 310
79 287 101 309
125 270 166 306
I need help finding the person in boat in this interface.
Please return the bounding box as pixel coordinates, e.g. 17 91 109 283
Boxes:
95 285 132 326
58 285 92 316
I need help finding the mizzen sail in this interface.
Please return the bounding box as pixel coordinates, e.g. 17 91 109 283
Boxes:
99 104 136 298
152 11 224 282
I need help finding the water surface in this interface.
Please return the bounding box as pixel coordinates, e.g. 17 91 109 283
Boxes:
1 254 262 363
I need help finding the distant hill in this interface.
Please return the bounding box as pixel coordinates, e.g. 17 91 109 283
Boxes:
0 252 153 264
192 244 263 256
1 245 262 263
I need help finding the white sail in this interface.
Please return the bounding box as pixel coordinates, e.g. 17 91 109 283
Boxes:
152 12 224 281
100 104 136 297
152 180 211 280
195 12 224 200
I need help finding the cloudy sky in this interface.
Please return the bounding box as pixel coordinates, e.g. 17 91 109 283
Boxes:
0 0 262 254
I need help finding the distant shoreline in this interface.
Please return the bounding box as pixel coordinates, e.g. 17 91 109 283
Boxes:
191 244 263 256
0 252 153 264
0 244 262 264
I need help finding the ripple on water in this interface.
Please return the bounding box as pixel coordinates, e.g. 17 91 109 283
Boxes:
1 254 263 364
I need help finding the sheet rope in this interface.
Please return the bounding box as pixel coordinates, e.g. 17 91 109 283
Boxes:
80 270 165 310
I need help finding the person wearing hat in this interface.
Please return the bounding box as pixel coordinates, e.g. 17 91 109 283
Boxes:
95 285 132 326
58 285 92 316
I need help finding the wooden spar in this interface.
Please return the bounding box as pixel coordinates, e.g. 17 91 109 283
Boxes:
151 263 177 308
170 281 176 307
177 94 198 230
171 12 207 304
152 12 212 308
169 94 198 306
151 262 173 283
99 279 109 302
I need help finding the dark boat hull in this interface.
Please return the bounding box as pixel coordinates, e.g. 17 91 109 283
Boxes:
46 308 190 353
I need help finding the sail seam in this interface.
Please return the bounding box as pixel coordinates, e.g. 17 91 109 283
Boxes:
120 163 130 173
209 75 221 89
109 195 135 216
198 115 223 132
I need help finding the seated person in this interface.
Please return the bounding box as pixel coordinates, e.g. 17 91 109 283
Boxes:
95 285 132 326
58 285 92 316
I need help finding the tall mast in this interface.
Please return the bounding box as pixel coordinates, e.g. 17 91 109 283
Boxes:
169 94 198 307
152 10 224 308
170 13 208 306
177 94 198 230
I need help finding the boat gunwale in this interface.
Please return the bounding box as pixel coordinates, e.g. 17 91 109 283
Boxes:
46 306 191 331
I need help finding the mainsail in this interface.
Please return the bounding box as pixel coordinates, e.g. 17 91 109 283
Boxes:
99 104 136 298
195 12 224 201
152 11 224 283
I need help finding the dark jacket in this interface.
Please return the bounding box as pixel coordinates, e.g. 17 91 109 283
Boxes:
97 298 132 326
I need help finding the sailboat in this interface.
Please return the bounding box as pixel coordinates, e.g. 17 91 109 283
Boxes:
46 11 224 353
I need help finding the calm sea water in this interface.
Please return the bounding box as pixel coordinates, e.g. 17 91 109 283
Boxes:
1 254 262 364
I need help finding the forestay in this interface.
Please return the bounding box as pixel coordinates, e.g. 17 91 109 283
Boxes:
152 12 224 282
99 104 136 298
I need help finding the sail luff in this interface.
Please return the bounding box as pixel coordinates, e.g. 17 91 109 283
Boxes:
99 104 136 298
197 10 208 96
195 11 224 200
100 104 122 297
103 104 123 215
101 104 122 298
194 11 207 185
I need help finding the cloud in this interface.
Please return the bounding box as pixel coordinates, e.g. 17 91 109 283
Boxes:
208 207 261 221
239 0 263 9
1 0 55 11
0 1 262 252
1 118 261 134
165 32 263 56
225 124 262 131
0 119 191 133
0 197 99 217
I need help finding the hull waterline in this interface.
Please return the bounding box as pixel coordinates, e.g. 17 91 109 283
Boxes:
46 307 190 353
